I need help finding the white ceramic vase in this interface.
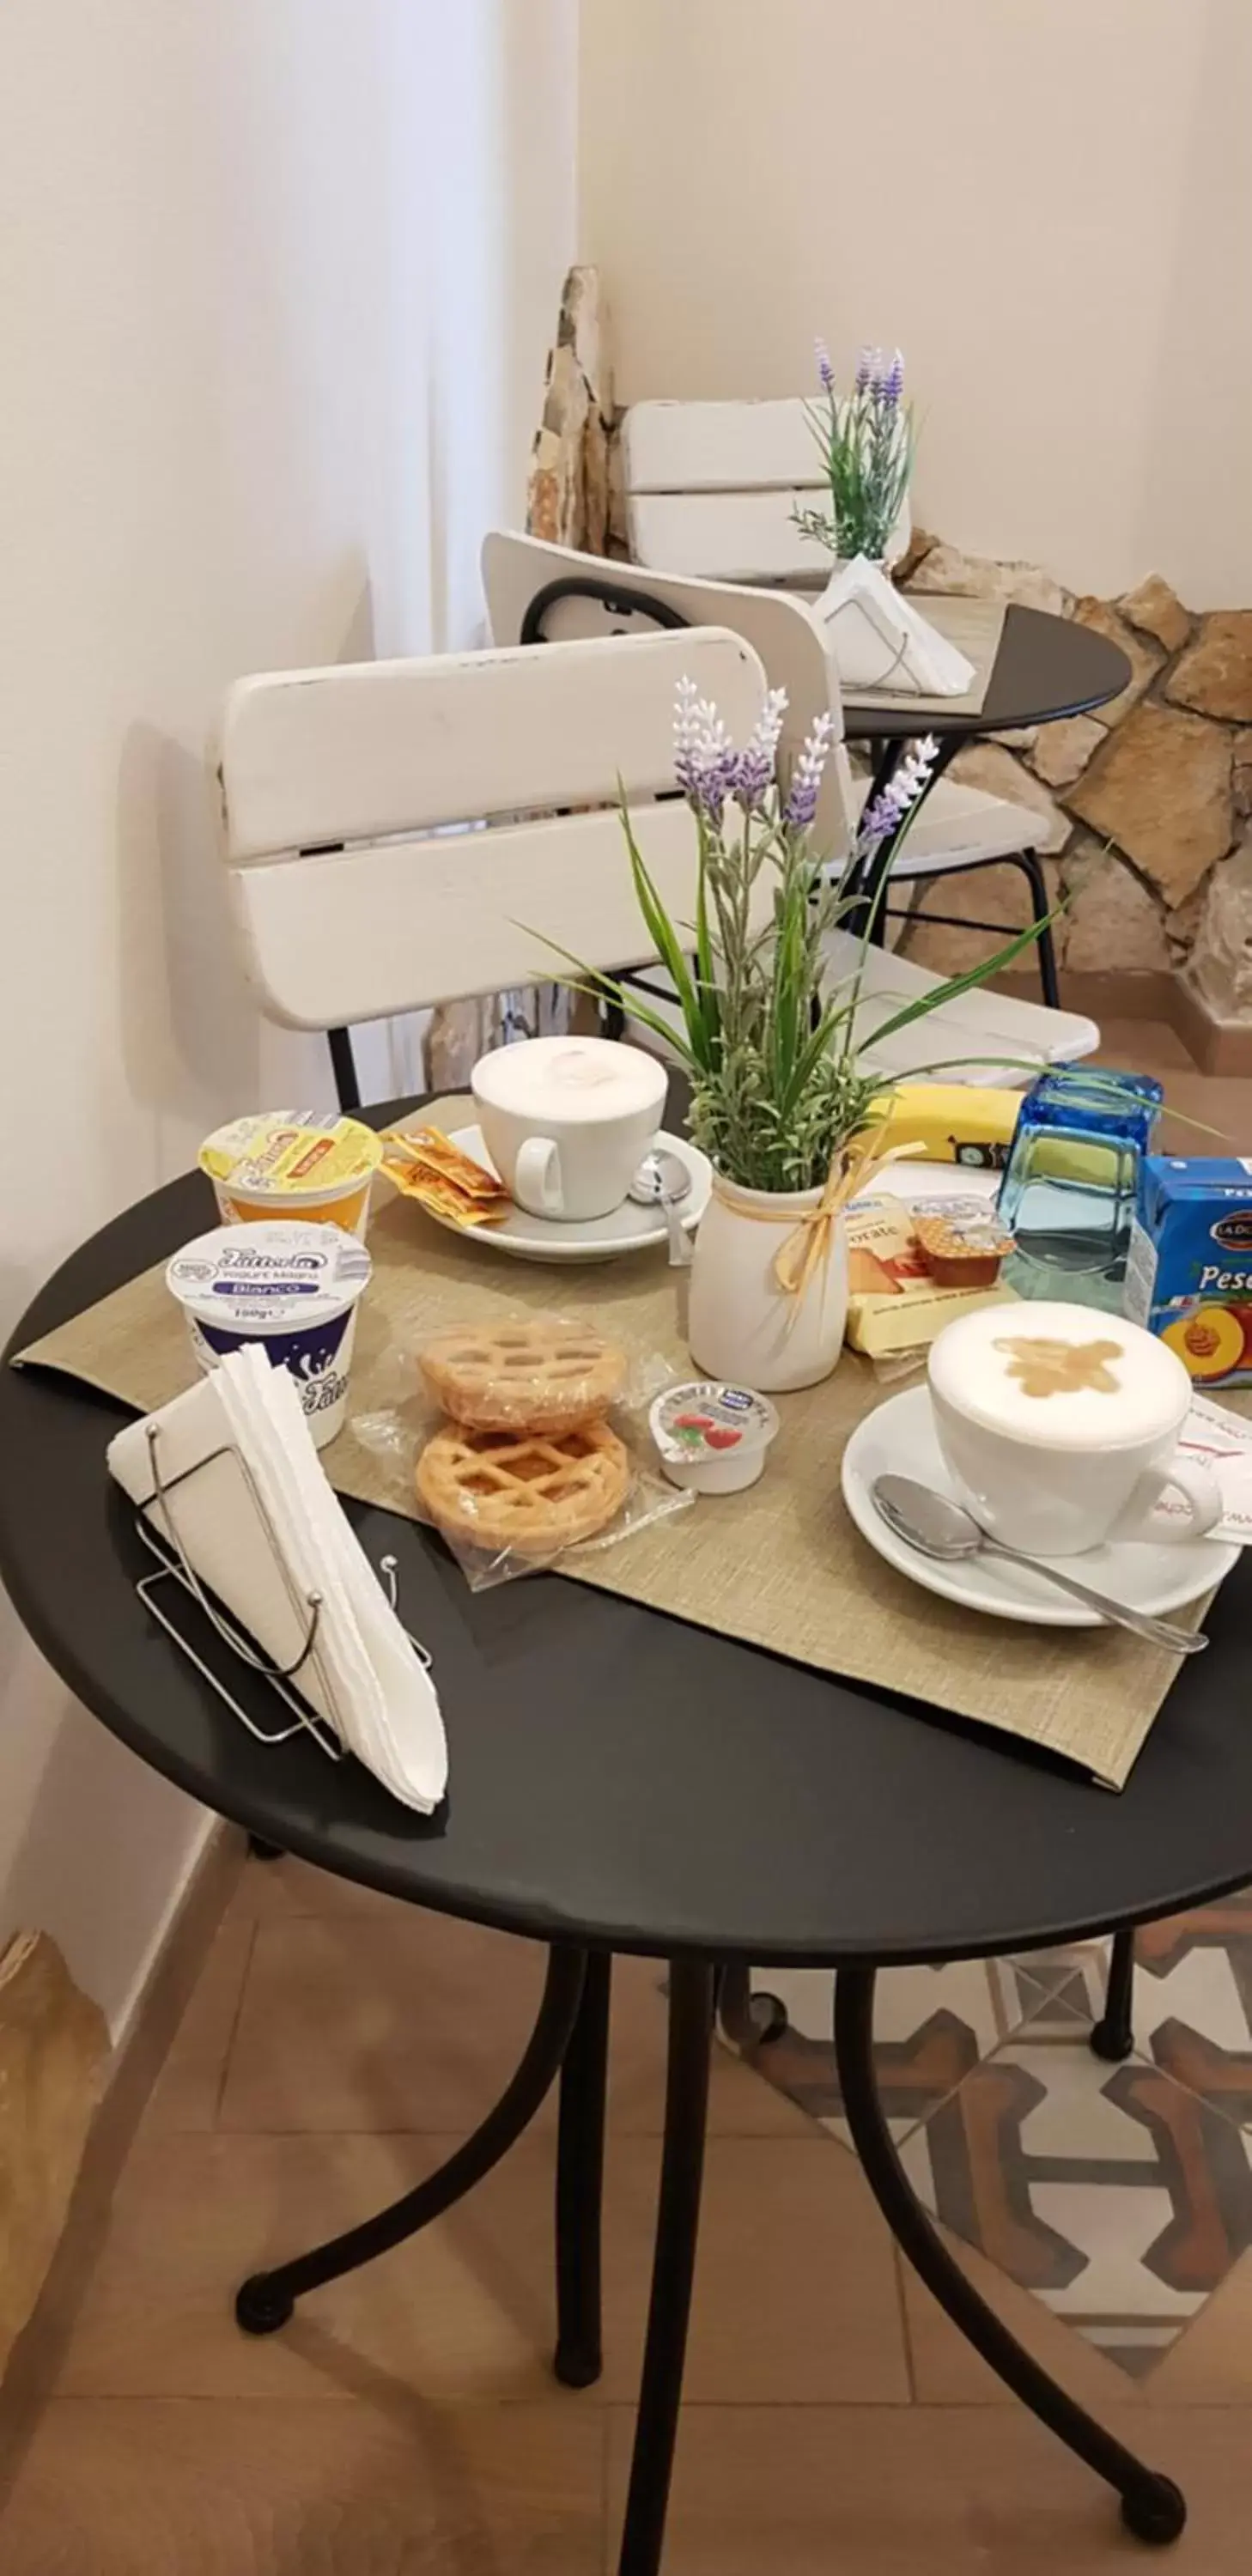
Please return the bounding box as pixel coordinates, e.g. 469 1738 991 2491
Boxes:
687 1175 848 1394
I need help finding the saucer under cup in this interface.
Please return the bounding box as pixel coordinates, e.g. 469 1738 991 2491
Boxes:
842 1385 1235 1629
471 1036 666 1223
927 1300 1221 1558
422 1127 709 1263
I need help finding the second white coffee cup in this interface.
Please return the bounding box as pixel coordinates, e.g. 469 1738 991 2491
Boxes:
927 1299 1221 1558
471 1036 668 1223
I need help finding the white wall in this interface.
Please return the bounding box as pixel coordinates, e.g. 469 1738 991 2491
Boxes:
0 0 575 2035
579 0 1251 606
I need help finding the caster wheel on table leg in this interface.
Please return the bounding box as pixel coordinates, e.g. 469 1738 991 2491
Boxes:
1121 2476 1187 2545
235 2275 295 2336
553 2342 603 2391
1090 2019 1134 2064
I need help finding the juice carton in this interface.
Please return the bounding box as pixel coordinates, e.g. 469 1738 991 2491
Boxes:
1125 1156 1252 1388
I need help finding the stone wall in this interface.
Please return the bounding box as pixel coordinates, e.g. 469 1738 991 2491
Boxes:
894 537 1252 1018
526 267 1252 1027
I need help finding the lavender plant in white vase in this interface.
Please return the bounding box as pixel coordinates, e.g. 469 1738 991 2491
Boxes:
793 342 916 570
542 683 1047 1394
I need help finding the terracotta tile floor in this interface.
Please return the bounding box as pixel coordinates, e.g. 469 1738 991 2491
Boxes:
3 1024 1252 2571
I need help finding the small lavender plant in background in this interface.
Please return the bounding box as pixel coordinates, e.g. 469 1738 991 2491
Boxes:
795 341 917 563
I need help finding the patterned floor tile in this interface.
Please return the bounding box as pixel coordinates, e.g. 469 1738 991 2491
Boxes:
745 1959 1045 2143
743 1894 1252 2380
1012 1896 1252 2126
900 2001 1252 2376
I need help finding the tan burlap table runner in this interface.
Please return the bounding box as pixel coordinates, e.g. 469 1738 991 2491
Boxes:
15 1096 1209 1789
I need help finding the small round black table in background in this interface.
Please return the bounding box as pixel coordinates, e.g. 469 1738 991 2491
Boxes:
842 601 1131 996
6 1107 1249 2567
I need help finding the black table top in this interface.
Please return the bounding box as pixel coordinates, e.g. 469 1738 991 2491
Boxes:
845 600 1129 741
3 1103 1251 1971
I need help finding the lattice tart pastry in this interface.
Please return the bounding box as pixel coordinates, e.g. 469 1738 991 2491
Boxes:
416 1419 631 1557
419 1317 627 1433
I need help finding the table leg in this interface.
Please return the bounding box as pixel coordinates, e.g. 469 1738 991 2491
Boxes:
234 1942 586 2333
617 1957 714 2576
1091 1925 1136 2063
833 1966 1185 2545
555 1951 611 2387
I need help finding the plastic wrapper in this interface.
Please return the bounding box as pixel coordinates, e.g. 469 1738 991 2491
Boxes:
356 1310 690 1589
418 1315 636 1432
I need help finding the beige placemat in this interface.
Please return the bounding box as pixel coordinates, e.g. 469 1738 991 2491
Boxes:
841 594 1006 720
15 1096 1209 1790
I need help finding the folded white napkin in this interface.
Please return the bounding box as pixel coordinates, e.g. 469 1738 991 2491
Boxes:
816 555 975 696
107 1346 447 1813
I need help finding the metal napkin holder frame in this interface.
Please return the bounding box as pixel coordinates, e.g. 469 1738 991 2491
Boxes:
132 1419 426 1761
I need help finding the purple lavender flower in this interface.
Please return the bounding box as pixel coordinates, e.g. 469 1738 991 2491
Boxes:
856 733 937 849
815 337 836 396
854 345 872 396
878 346 905 406
783 710 836 832
732 685 788 811
673 675 738 817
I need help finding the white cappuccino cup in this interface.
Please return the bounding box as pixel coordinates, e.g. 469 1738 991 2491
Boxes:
471 1037 667 1223
927 1299 1221 1558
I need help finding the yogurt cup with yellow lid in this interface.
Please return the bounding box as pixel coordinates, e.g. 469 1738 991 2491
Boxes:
199 1111 382 1238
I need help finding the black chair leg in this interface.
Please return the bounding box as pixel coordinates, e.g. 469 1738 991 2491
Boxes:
1012 851 1061 1010
328 1025 362 1111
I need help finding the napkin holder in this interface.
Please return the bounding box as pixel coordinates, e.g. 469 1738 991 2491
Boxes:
124 1410 421 1763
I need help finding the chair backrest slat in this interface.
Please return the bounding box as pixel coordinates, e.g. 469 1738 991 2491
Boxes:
482 531 855 865
623 398 822 495
231 801 707 1032
218 628 769 1032
621 395 909 583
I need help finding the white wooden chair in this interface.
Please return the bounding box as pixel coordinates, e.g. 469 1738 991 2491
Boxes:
216 629 771 1108
483 531 1097 1086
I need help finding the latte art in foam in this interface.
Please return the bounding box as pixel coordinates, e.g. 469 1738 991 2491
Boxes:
932 1300 1194 1456
994 1335 1124 1400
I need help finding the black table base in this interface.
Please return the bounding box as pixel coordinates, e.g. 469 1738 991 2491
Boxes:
234 1940 1185 2569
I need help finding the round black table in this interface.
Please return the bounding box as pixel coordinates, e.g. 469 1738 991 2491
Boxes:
7 1117 1249 2564
843 601 1132 1005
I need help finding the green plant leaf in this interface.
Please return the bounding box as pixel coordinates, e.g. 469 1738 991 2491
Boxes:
859 913 1053 1054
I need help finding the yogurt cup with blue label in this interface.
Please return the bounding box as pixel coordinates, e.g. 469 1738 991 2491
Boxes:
166 1222 372 1448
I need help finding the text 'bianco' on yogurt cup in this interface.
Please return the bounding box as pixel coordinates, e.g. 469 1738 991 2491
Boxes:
166 1222 371 1448
198 1112 383 1239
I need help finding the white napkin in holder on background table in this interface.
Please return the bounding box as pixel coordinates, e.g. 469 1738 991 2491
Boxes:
817 554 976 696
107 1346 447 1813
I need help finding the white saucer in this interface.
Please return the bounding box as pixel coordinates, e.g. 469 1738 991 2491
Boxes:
416 1126 712 1265
842 1384 1238 1628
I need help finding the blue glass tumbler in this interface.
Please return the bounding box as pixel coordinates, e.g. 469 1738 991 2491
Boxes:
997 1070 1163 1288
